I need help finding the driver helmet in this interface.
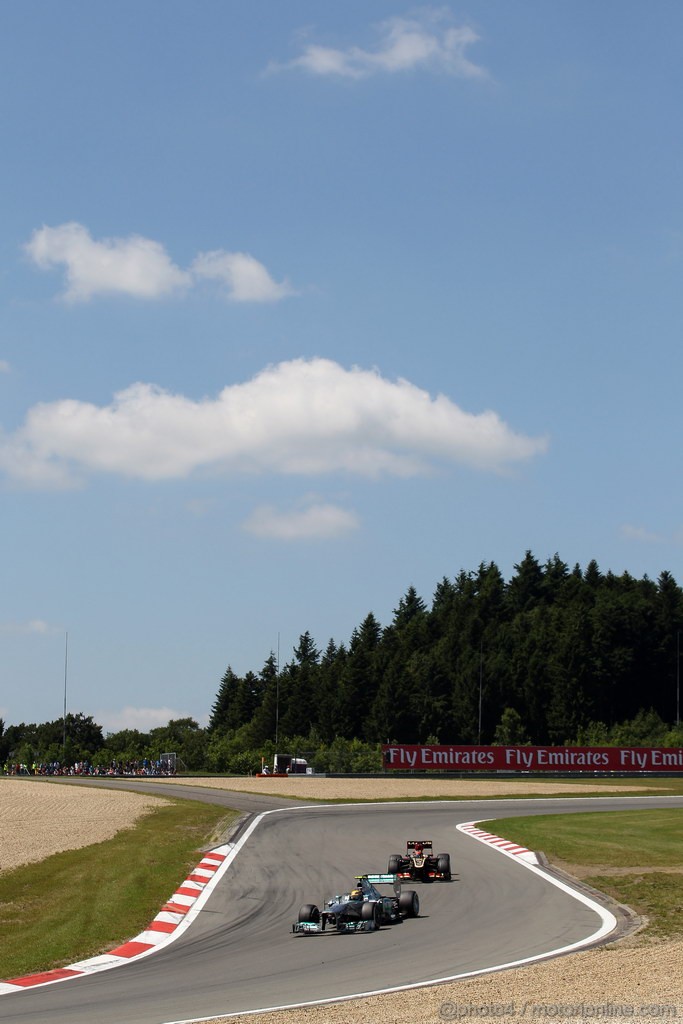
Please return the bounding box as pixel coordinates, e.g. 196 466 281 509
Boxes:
350 887 363 899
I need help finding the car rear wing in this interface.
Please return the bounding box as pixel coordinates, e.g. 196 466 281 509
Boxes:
364 873 401 896
407 840 433 850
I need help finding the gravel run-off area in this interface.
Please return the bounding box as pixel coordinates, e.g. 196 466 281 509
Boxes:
0 777 168 872
1 775 680 1023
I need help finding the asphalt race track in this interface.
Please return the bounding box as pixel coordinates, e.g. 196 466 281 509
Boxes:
2 785 682 1024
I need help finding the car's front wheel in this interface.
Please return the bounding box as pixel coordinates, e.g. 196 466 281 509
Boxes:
437 853 452 880
298 903 320 924
361 901 381 929
399 890 420 918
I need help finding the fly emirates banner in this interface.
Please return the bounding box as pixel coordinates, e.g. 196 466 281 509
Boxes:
381 744 683 772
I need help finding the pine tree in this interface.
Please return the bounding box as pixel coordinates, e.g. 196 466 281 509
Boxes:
208 666 241 733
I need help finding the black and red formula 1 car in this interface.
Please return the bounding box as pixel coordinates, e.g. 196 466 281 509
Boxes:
387 840 452 882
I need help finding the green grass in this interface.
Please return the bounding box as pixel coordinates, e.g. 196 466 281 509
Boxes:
489 808 683 940
584 872 683 940
0 799 235 980
486 809 682 866
516 775 683 795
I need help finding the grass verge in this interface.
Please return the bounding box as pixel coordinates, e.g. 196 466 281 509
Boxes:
488 808 683 940
0 798 235 980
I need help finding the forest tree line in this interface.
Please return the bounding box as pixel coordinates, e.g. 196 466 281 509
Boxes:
3 553 683 775
206 552 683 770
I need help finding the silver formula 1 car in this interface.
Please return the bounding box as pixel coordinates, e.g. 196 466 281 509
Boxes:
292 873 420 934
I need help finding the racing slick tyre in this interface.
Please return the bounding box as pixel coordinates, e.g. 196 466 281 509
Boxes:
437 854 452 880
298 904 320 924
399 890 420 918
361 901 381 930
387 854 402 874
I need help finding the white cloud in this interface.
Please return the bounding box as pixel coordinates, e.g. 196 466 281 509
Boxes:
272 10 487 80
0 358 548 488
621 524 662 543
95 705 194 734
0 361 10 374
621 523 683 545
25 223 190 302
0 619 61 635
0 425 81 490
244 499 360 539
192 250 295 303
25 223 295 305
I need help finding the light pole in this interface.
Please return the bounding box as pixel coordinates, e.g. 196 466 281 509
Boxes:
478 638 483 745
677 631 681 728
275 632 280 754
62 631 68 763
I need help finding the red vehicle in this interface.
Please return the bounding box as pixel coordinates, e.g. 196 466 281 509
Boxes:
387 840 452 882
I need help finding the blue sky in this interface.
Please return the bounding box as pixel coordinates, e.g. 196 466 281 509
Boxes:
2 1 682 735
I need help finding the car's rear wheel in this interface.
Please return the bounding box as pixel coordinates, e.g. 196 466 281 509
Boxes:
437 854 452 880
399 890 419 918
298 903 320 923
388 854 402 873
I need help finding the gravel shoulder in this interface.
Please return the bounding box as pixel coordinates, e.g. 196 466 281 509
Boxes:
145 775 659 800
0 777 168 873
2 775 680 1022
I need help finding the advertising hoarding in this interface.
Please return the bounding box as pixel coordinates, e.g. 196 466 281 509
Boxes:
381 744 683 772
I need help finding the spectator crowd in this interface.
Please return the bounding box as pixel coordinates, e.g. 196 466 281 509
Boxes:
2 759 177 777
